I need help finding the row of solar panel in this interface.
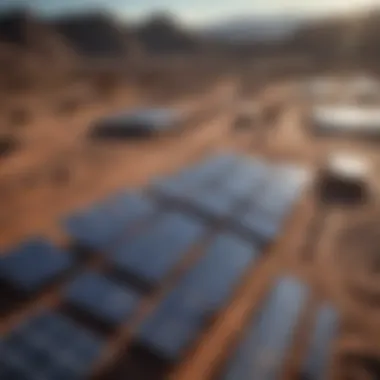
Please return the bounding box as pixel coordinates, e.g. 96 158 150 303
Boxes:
0 311 104 380
0 230 258 379
136 233 260 361
0 222 259 378
63 153 240 253
0 276 338 380
151 153 309 244
90 108 186 139
219 277 338 380
0 153 311 379
64 152 309 258
0 228 257 331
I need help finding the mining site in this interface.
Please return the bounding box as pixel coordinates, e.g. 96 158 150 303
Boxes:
2 6 380 380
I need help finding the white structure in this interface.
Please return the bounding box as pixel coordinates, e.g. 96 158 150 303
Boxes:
311 106 380 137
325 153 370 182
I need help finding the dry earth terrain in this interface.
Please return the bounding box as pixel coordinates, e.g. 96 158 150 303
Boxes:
1 72 380 380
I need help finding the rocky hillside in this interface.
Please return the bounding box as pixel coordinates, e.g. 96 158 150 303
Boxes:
53 13 135 58
136 14 200 54
0 10 76 95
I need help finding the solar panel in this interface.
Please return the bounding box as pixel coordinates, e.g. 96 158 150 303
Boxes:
111 212 205 288
181 158 269 220
0 239 73 295
236 208 283 244
220 277 308 380
232 165 309 243
301 305 338 380
137 314 201 362
0 311 104 380
136 233 258 361
63 192 156 251
256 166 309 216
172 153 240 185
90 108 184 138
152 153 239 200
63 271 140 328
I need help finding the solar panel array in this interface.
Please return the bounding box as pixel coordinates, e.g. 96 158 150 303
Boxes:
90 108 185 138
110 212 206 289
0 239 73 295
64 192 157 252
0 312 104 380
0 152 338 379
220 277 308 380
219 277 338 380
63 271 140 329
137 233 259 361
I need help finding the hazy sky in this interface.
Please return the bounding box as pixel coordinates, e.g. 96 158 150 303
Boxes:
1 0 380 24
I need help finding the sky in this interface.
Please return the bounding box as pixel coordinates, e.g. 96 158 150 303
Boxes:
1 0 380 25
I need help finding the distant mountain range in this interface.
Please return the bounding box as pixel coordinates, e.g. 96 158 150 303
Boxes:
0 10 201 58
200 14 308 42
0 8 364 61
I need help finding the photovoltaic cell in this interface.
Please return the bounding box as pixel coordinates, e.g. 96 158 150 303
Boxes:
233 157 269 185
237 208 283 244
220 277 308 380
91 108 184 138
0 239 73 294
111 212 205 287
63 192 156 251
0 311 104 380
256 184 304 219
122 108 183 133
151 153 239 200
63 271 140 327
175 153 240 185
232 165 309 243
301 305 338 380
183 188 237 219
136 233 258 361
181 158 269 220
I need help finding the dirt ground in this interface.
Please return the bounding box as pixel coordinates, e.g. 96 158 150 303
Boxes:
1 74 380 379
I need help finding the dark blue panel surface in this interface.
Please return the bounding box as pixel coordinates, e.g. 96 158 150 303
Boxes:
176 153 240 184
64 192 155 251
232 164 309 243
182 159 269 220
184 188 237 219
0 239 73 294
235 207 283 243
254 165 309 218
232 157 269 188
64 271 140 326
175 233 259 317
137 314 200 361
93 108 183 136
221 277 307 380
301 305 338 380
136 233 258 361
111 212 205 286
124 108 183 132
0 311 103 380
152 153 239 200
